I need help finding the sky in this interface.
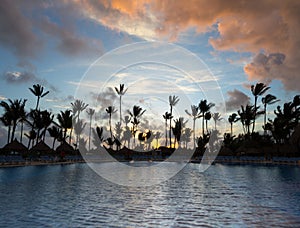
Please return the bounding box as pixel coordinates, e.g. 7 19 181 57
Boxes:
0 0 299 147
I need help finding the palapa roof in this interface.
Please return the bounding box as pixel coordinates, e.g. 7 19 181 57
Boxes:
2 139 28 153
29 141 53 154
56 141 74 153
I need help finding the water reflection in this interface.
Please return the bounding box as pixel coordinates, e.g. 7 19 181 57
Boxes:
0 163 299 227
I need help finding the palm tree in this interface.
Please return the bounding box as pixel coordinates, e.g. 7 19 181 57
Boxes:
262 94 279 134
185 105 200 149
169 95 180 147
18 108 27 143
0 113 12 144
199 100 215 137
237 105 263 136
86 108 95 151
48 126 62 149
181 128 192 149
71 99 88 145
29 84 49 110
154 132 161 149
212 112 222 130
74 119 86 149
228 113 239 136
128 105 146 148
204 112 212 133
106 106 117 139
57 110 73 141
251 83 270 133
172 118 182 148
0 99 27 143
114 84 128 125
40 110 54 142
163 112 172 147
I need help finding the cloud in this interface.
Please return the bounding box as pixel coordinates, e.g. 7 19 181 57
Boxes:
2 71 58 92
225 89 250 111
0 0 40 60
0 95 7 101
67 0 300 91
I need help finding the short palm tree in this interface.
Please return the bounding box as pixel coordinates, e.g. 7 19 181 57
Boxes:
71 99 88 144
86 108 95 151
251 83 270 133
163 112 172 147
199 100 215 137
106 106 117 139
128 105 146 147
57 110 73 141
114 84 127 125
0 113 12 144
228 113 239 136
212 112 222 130
185 105 200 149
169 95 180 147
29 84 49 110
262 94 279 134
48 126 62 149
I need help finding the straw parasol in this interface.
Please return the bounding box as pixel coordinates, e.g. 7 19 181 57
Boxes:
29 141 53 156
1 139 28 155
56 141 75 155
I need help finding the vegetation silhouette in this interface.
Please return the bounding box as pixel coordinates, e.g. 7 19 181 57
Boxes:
0 82 300 163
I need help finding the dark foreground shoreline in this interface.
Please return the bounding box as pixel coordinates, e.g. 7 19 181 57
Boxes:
1 156 300 168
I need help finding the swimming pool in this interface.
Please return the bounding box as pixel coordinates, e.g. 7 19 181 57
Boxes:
0 163 299 227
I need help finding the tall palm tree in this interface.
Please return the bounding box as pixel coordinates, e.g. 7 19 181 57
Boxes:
86 108 95 151
106 106 117 139
228 113 239 136
40 110 54 142
199 100 215 137
237 105 263 136
212 112 222 130
57 110 73 141
128 105 146 147
185 105 200 149
163 112 172 147
0 99 27 143
18 108 27 143
29 84 49 110
114 84 127 125
251 83 270 133
169 95 180 147
262 94 279 134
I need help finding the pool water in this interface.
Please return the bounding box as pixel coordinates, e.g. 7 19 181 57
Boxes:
0 163 300 227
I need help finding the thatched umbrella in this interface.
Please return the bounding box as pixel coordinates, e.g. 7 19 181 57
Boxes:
1 139 27 155
29 141 53 156
56 141 75 156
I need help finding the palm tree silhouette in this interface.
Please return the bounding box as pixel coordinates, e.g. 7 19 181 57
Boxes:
163 112 172 147
40 110 54 142
0 99 27 143
238 104 263 135
185 105 200 149
71 99 88 145
199 100 215 137
251 83 270 133
29 84 49 110
86 108 95 151
128 105 146 148
212 112 222 130
57 110 73 141
172 118 182 148
181 128 192 149
0 113 12 144
169 95 180 147
228 113 239 136
74 119 86 149
204 111 212 133
106 106 117 139
262 94 279 134
48 126 62 149
114 84 127 126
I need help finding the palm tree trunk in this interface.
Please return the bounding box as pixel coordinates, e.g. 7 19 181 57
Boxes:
52 138 56 150
20 122 24 143
230 123 233 136
10 121 17 143
165 121 168 147
193 119 195 149
7 126 11 144
109 115 113 139
169 107 172 148
202 112 205 137
263 103 267 135
252 96 257 133
119 96 122 125
35 96 40 110
69 128 73 145
88 116 92 151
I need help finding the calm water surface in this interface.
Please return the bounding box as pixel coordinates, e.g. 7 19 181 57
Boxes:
0 163 300 227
